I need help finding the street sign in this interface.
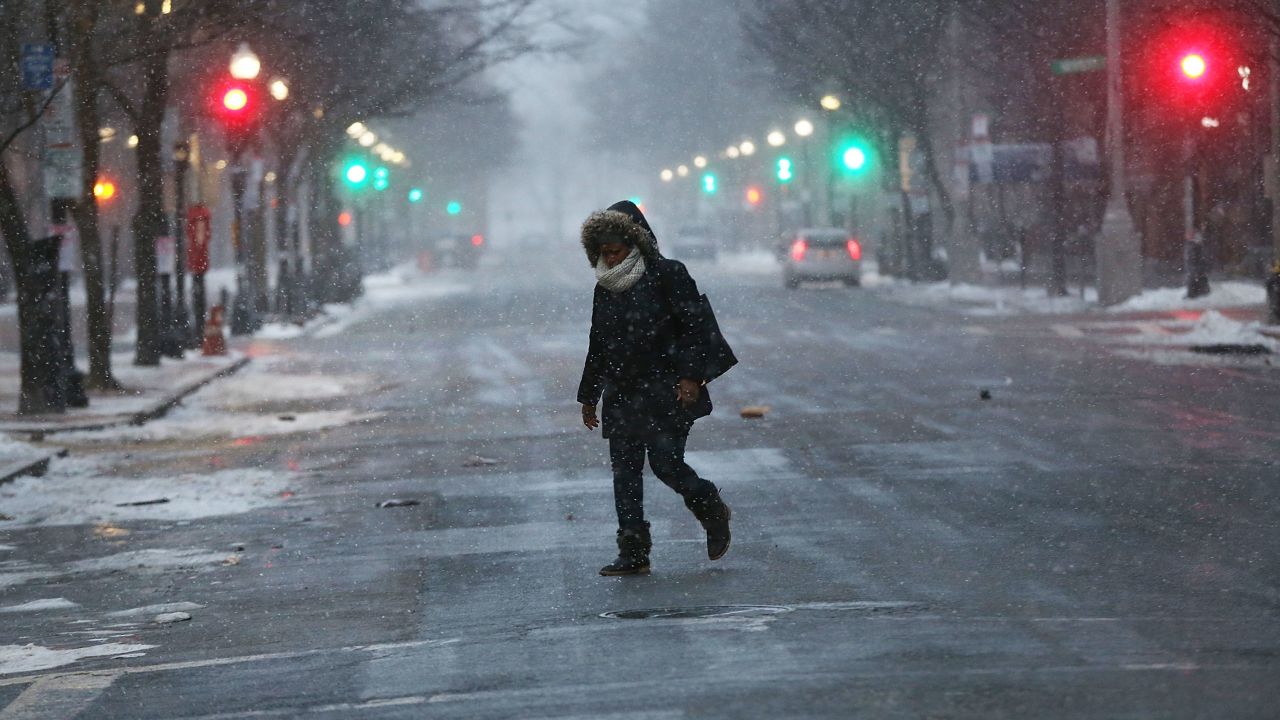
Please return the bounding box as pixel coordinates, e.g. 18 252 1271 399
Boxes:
43 60 81 199
1052 56 1106 75
21 44 54 90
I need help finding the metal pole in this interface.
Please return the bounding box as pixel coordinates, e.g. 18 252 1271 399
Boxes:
1096 0 1143 305
173 142 191 345
1268 36 1280 323
229 145 255 335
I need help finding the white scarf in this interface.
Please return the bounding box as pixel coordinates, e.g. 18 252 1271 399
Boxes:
595 248 646 293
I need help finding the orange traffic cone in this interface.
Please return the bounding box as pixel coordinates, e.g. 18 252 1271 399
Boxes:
202 305 227 356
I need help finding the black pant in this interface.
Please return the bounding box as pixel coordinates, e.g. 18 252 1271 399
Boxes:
609 432 717 528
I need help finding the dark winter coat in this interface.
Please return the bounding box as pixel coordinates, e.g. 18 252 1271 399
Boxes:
577 205 714 439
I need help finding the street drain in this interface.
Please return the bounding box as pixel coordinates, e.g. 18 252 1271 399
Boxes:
600 605 791 620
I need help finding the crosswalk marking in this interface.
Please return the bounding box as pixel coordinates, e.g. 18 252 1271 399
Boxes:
0 673 116 720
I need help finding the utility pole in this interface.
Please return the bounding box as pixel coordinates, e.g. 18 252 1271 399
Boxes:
1096 0 1144 305
1268 35 1280 323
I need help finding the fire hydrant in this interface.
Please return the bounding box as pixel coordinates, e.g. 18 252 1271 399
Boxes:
202 305 227 356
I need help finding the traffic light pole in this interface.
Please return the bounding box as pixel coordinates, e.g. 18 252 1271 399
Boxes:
228 143 258 336
1183 127 1209 298
1096 0 1144 306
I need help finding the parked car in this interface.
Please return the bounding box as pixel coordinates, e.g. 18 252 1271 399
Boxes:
431 233 486 269
780 228 863 289
668 225 718 262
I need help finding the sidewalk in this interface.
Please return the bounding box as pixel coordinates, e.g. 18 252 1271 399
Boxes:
0 352 250 438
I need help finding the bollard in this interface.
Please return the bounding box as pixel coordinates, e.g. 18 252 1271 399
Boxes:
202 304 227 356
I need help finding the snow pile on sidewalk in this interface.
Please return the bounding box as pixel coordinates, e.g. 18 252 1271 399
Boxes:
315 262 471 339
1137 310 1279 350
0 433 46 467
0 463 292 527
1110 282 1267 313
58 360 380 443
869 274 1096 316
870 271 1267 317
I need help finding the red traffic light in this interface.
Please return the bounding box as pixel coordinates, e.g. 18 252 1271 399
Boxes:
746 186 763 206
222 87 249 111
1180 52 1207 80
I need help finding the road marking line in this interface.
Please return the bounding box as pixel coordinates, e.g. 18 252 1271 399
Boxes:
0 638 460 688
0 672 116 720
1052 324 1085 338
961 325 993 336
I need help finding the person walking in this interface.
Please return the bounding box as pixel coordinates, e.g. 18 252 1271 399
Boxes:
577 200 735 576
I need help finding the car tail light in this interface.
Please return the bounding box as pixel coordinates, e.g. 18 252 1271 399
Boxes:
790 239 808 261
471 234 484 247
846 238 862 261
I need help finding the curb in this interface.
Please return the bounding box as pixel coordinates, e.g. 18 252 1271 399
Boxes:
0 449 67 487
8 357 252 440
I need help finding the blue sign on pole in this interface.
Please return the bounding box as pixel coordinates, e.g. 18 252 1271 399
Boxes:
21 44 55 90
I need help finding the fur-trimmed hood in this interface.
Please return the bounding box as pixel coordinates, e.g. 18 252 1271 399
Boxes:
580 201 661 267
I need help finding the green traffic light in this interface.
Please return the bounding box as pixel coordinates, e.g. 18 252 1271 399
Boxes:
837 139 872 175
344 161 369 187
701 173 717 194
372 166 390 191
408 188 424 203
843 146 867 171
446 201 462 215
776 157 794 183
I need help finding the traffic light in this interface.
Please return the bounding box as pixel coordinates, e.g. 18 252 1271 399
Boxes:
342 160 369 189
93 178 117 204
211 80 261 142
776 157 793 183
701 173 717 194
408 188 424 203
338 211 353 227
1180 52 1207 80
446 201 462 215
373 166 390 192
745 186 763 206
838 139 873 176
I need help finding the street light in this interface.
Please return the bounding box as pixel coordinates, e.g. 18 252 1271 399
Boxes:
767 130 787 147
739 140 756 156
795 119 815 137
726 146 741 159
677 164 689 177
358 131 376 147
694 155 708 169
820 94 842 111
660 169 674 182
229 43 261 81
269 78 289 101
346 122 366 138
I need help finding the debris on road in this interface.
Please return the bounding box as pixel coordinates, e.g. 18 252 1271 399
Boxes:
153 611 192 624
222 555 242 566
378 499 420 508
740 406 771 419
278 415 297 422
463 455 501 467
1188 343 1271 355
115 498 170 507
980 389 993 400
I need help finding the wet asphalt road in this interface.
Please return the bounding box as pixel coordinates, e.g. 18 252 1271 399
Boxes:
2 245 1279 718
